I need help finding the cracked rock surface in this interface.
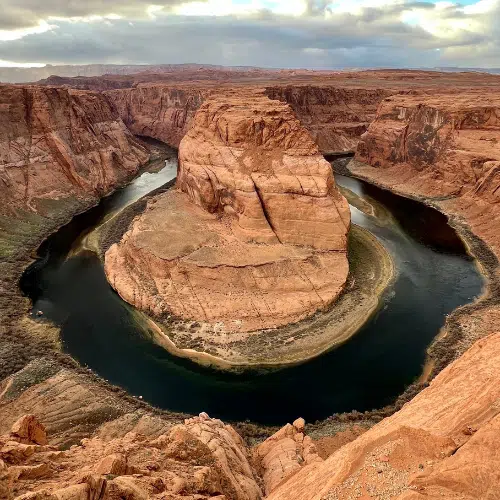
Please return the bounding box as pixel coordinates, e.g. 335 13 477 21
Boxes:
104 92 350 333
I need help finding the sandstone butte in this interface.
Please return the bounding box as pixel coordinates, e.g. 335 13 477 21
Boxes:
104 93 351 332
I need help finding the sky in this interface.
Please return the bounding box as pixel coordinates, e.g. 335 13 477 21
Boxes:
0 0 499 68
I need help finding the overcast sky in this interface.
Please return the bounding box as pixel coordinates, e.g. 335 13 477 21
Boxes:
0 0 498 68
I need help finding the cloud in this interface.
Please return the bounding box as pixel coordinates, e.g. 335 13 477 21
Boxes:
0 0 189 30
0 0 498 68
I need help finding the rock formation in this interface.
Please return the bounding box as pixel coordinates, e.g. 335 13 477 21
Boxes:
0 85 149 217
355 92 500 200
264 86 395 153
106 84 206 148
254 418 323 495
3 72 500 500
105 93 350 333
267 332 500 499
1 413 263 499
4 333 500 499
351 91 500 365
106 83 400 154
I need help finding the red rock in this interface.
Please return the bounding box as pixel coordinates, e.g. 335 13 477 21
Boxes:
105 92 350 333
0 84 149 217
267 333 500 500
255 420 322 495
11 415 47 445
106 84 206 148
95 453 128 476
265 85 396 153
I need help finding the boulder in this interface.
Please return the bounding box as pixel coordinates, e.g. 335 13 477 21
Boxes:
11 415 47 445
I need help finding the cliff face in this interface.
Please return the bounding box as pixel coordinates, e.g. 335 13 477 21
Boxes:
355 92 500 200
268 332 500 499
352 91 500 367
105 84 206 148
177 93 351 249
106 84 399 154
0 85 149 217
265 86 396 153
104 93 350 334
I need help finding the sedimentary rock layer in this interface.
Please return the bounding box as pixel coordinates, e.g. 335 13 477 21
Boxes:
0 85 149 216
106 84 207 148
264 86 395 153
352 92 500 361
268 332 500 499
356 92 500 200
105 93 350 332
106 83 398 154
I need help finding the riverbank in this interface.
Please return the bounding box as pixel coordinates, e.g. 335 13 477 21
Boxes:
0 142 193 446
90 176 395 369
345 159 496 382
142 224 394 369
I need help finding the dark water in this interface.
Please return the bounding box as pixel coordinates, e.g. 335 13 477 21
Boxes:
20 166 484 425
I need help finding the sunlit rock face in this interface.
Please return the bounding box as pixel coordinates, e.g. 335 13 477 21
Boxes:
355 92 500 200
0 84 149 217
105 92 350 333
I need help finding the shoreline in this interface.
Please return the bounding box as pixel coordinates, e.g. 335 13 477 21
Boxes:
343 159 494 384
133 224 395 370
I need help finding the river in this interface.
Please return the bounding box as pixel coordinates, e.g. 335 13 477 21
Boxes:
20 158 483 425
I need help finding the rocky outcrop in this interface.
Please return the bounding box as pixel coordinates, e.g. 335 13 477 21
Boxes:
106 83 397 155
351 91 500 368
267 332 500 499
254 418 322 495
1 413 263 500
355 92 500 200
7 331 500 500
0 85 149 217
106 84 207 148
104 93 350 334
265 86 396 153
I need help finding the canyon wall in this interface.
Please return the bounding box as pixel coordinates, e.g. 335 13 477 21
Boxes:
104 92 350 334
106 84 396 153
264 86 396 153
105 84 207 148
0 85 149 218
355 92 500 201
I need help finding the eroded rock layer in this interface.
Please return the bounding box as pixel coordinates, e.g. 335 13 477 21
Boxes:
106 84 207 148
0 85 149 216
268 332 500 499
264 86 396 153
105 83 399 154
351 92 500 363
105 93 350 332
356 92 500 200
